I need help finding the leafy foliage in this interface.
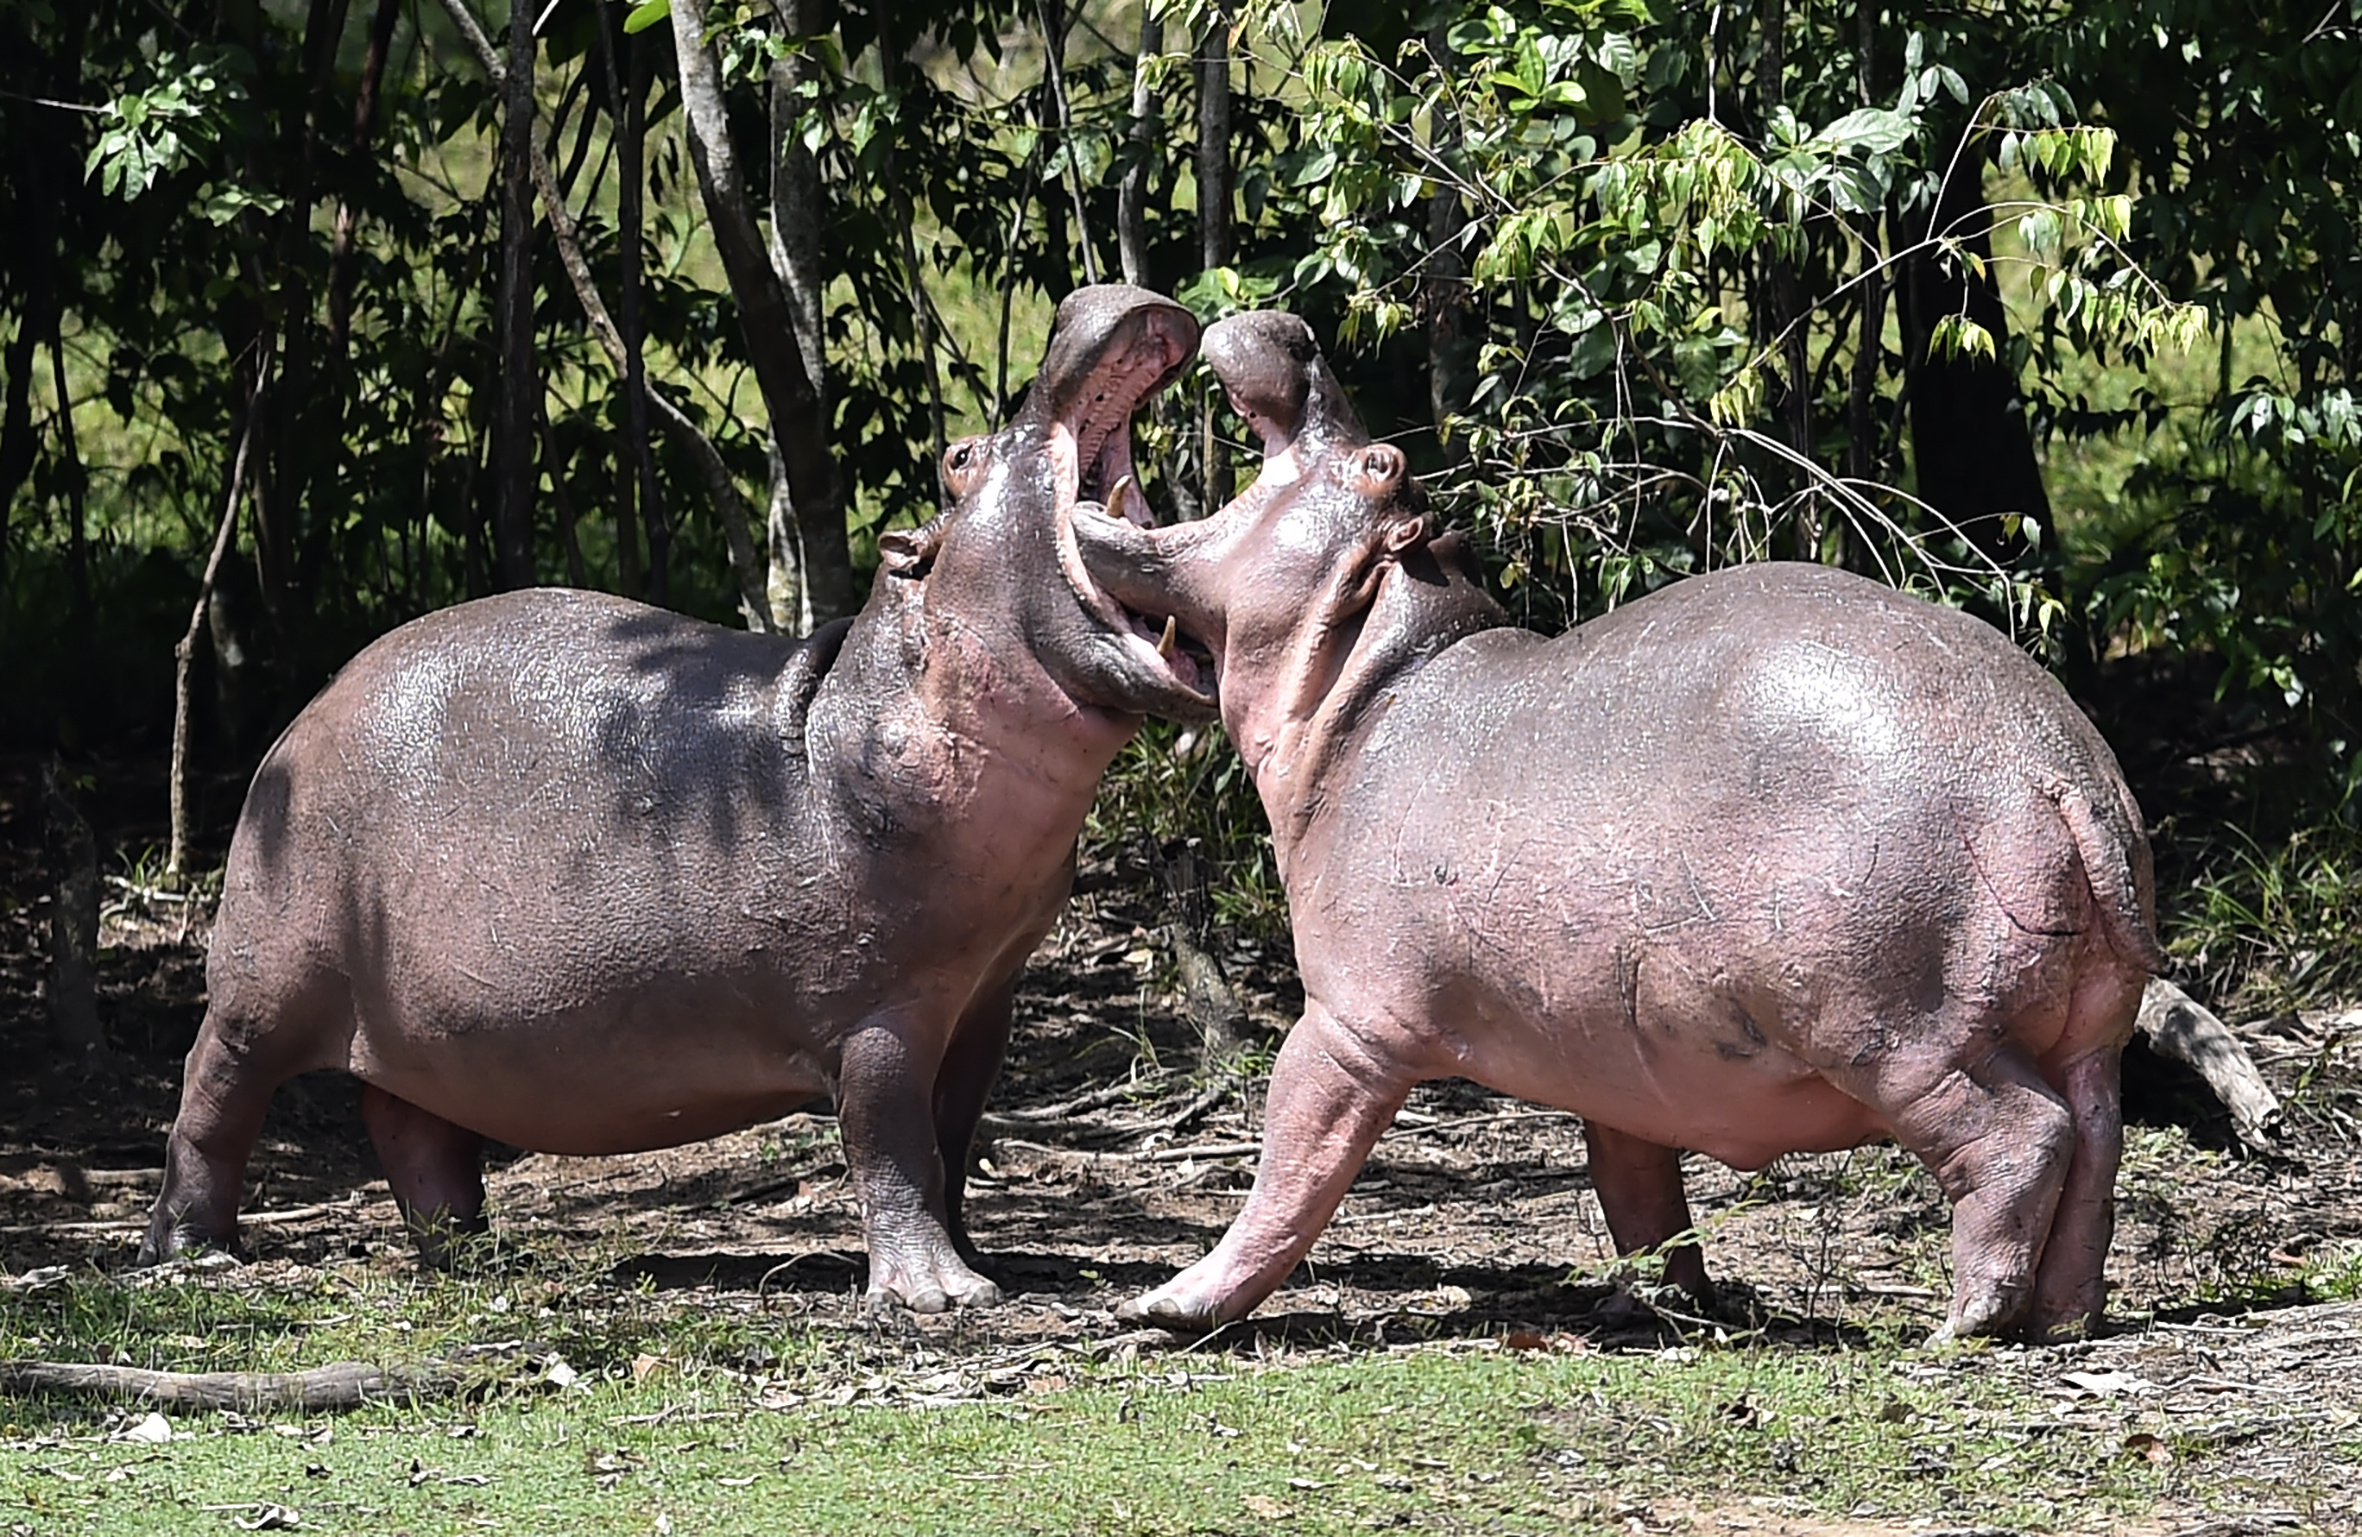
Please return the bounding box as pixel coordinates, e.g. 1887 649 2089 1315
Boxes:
2 0 2360 992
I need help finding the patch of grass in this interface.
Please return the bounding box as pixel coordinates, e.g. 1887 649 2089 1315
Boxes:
2165 820 2362 1014
1 1262 2192 1536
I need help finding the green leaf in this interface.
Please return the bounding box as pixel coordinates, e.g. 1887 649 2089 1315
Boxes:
623 0 670 35
1811 108 1915 156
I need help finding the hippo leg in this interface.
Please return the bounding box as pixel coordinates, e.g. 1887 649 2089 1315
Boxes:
1580 1122 1711 1301
360 1085 488 1267
933 978 1015 1259
1118 1002 1415 1332
1850 1037 2074 1341
2026 1045 2126 1339
839 1020 1002 1313
140 1014 283 1264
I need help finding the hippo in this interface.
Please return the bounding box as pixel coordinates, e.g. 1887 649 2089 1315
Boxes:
142 285 1215 1313
1072 311 2163 1342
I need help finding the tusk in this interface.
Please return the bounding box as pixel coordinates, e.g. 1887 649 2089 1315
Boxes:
1157 615 1178 657
1107 475 1135 519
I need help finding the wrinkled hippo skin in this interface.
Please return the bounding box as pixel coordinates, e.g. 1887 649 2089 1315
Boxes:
1076 310 2163 1342
141 285 1213 1313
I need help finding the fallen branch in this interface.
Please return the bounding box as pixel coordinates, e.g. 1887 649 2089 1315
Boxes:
1 1198 379 1238
2136 979 2285 1154
987 1073 1176 1126
0 1359 466 1411
1134 1080 1231 1140
1133 1140 1262 1163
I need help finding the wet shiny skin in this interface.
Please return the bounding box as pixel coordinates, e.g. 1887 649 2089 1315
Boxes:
144 286 1206 1315
1078 311 2161 1343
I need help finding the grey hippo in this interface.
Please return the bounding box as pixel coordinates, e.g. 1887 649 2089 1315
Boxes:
142 285 1216 1313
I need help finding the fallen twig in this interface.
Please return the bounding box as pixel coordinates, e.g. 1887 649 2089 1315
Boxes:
987 1073 1176 1126
1132 1141 1262 1163
1386 1109 1582 1138
0 1198 379 1239
0 1358 468 1411
1133 1080 1231 1140
2136 980 2284 1153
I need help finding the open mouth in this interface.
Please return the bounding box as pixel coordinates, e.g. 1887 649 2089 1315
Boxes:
1050 314 1217 705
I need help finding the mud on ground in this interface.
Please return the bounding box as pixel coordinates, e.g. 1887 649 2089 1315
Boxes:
4 822 2362 1533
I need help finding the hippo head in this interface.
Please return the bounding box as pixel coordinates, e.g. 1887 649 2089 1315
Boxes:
881 284 1216 724
1069 311 1428 749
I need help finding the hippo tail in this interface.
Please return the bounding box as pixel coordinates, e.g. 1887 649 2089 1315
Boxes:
2050 777 2168 975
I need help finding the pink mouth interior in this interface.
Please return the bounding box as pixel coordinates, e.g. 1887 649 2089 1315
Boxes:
1053 315 1212 698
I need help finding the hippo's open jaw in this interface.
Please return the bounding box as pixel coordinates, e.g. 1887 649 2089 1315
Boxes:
1047 305 1217 713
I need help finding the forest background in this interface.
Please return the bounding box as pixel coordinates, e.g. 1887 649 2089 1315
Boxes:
2 0 2358 1022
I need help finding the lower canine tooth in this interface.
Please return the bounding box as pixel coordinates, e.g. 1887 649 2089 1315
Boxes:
1157 616 1178 657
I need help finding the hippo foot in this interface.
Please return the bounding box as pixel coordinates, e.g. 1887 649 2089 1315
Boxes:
410 1221 498 1275
1928 1281 2033 1346
1113 1284 1229 1335
863 1263 1002 1316
135 1228 243 1270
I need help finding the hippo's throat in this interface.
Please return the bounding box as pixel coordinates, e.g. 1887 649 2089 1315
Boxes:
1234 550 1504 864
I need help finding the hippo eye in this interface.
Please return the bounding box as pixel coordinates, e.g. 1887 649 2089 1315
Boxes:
943 438 987 493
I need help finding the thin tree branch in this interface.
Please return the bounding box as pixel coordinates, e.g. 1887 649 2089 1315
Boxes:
1037 0 1100 283
168 356 268 882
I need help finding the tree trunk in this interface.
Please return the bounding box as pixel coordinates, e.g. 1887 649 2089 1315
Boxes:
0 5 81 589
169 372 263 883
669 0 851 623
595 3 654 602
0 316 34 585
1423 19 1471 457
1117 14 1164 287
1152 839 1249 1065
493 0 539 590
1753 0 1820 558
877 5 948 499
766 0 831 631
46 326 90 625
326 0 405 355
1898 136 2047 566
40 760 106 1064
1197 7 1234 507
265 0 353 607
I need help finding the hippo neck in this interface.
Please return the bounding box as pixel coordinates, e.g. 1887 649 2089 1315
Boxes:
810 576 1134 858
1232 536 1506 868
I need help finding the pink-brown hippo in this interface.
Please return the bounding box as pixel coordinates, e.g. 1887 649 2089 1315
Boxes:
1072 310 2163 1341
141 285 1214 1312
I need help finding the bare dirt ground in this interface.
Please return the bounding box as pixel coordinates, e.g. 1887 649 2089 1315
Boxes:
5 773 2362 1533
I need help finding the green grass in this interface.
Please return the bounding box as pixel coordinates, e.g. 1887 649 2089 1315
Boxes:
2164 820 2362 1015
0 1264 2184 1536
1 1342 2168 1537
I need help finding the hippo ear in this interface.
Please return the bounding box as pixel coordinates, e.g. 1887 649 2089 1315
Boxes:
879 519 944 579
1381 515 1428 557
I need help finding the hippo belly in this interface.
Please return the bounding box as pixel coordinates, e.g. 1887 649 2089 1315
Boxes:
342 993 836 1158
